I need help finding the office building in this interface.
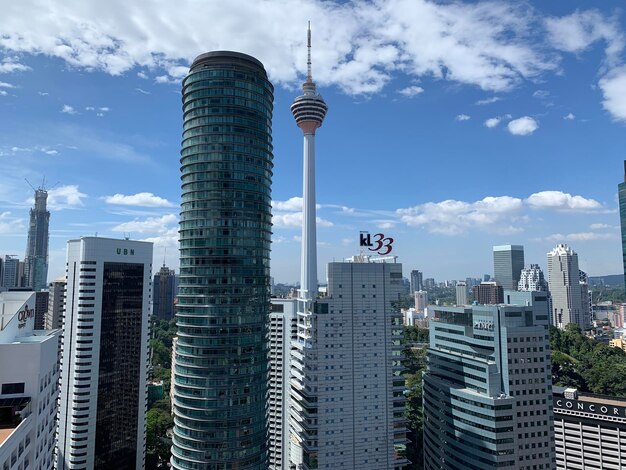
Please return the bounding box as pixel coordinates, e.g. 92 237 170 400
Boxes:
455 281 467 305
24 187 50 291
290 256 408 469
518 264 547 292
33 290 49 330
423 304 554 470
46 277 66 330
171 51 274 470
152 264 177 320
547 244 585 329
56 237 152 470
267 299 297 470
415 290 428 312
2 255 20 289
493 244 524 291
554 386 626 469
0 291 61 470
619 161 626 292
423 278 435 289
410 269 423 293
472 281 504 304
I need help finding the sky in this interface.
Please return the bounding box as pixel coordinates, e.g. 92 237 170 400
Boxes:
1 0 626 284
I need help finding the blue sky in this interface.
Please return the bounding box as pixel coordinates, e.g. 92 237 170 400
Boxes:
0 0 625 283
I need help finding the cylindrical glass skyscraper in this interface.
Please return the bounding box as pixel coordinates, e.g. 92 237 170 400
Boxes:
171 51 274 470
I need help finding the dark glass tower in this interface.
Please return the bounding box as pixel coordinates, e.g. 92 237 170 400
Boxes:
25 187 50 291
171 51 274 470
620 161 626 292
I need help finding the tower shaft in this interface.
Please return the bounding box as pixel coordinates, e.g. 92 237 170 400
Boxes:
301 133 317 298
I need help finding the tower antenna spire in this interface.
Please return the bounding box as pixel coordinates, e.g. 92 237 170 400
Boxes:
306 21 312 83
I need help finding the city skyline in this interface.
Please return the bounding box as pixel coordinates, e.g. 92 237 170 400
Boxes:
1 1 625 283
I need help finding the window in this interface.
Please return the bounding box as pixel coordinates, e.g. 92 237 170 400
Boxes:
1 382 25 394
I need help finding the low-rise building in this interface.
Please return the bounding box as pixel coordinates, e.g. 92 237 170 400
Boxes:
554 387 626 469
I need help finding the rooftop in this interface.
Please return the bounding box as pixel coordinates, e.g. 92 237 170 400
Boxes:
0 427 16 446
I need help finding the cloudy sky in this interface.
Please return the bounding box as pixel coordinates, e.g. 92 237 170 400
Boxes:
0 0 625 283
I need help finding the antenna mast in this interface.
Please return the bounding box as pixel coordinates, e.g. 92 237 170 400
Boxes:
306 21 312 83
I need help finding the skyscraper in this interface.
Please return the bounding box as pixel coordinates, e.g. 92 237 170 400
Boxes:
493 244 524 291
619 160 626 292
290 256 408 469
423 304 554 469
46 276 66 330
25 187 50 291
518 263 547 291
455 281 467 305
547 243 584 329
410 269 423 293
152 264 177 320
56 237 152 470
267 298 297 470
2 254 20 288
171 51 274 470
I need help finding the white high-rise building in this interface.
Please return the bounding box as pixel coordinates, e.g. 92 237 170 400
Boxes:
455 281 467 305
290 256 408 469
0 291 61 470
268 299 297 470
55 237 152 470
547 244 585 329
518 264 547 292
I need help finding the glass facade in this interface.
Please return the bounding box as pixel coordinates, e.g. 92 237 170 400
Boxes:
617 179 626 292
171 52 273 470
95 262 144 469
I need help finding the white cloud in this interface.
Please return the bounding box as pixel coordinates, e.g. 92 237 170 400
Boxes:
48 185 87 210
37 91 48 96
589 223 612 230
532 89 550 99
103 192 175 207
0 81 15 88
397 195 524 235
398 85 424 97
507 116 538 135
272 212 333 229
99 106 109 112
0 91 7 96
599 66 626 122
563 112 575 120
525 191 602 211
455 114 470 121
0 211 24 234
272 197 303 211
0 61 30 73
546 232 617 242
135 87 151 95
85 106 95 111
545 10 624 66
137 71 148 79
61 104 77 114
112 214 177 234
0 0 559 95
475 97 500 105
484 117 501 128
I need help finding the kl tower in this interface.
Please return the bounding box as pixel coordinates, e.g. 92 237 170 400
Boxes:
291 22 328 301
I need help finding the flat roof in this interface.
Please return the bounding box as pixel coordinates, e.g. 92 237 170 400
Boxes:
0 427 16 445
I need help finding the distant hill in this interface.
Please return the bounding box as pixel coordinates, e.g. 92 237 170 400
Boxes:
589 274 624 287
